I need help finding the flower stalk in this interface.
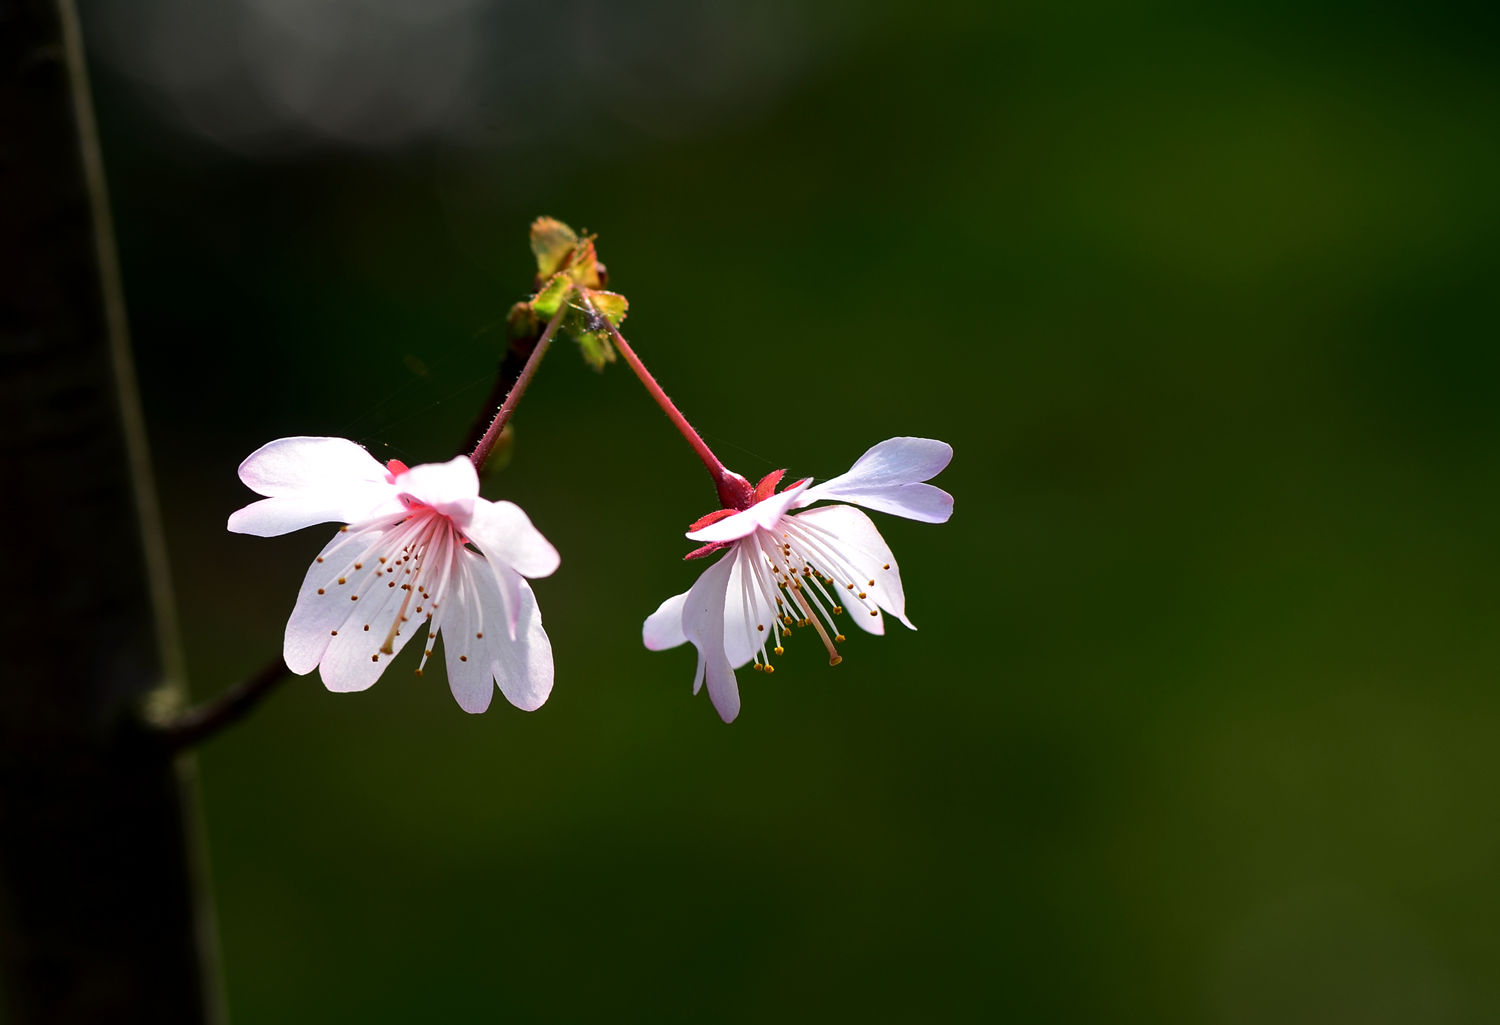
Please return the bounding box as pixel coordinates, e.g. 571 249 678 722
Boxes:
470 304 565 472
599 309 753 511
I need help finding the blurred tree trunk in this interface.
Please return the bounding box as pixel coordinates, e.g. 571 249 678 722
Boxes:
0 1 222 1022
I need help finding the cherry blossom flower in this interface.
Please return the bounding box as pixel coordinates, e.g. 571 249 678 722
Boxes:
227 436 559 713
642 436 953 722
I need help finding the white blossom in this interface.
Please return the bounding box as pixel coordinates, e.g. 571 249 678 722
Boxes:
228 437 558 713
643 437 953 722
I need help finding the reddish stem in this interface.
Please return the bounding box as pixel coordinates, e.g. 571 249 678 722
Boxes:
599 306 753 510
470 305 564 471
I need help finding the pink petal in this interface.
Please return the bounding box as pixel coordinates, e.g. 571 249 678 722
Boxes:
685 480 812 543
391 456 479 522
796 437 953 523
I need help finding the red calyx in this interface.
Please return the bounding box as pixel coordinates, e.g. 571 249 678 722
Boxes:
753 469 786 503
683 467 807 559
684 540 732 560
687 507 738 532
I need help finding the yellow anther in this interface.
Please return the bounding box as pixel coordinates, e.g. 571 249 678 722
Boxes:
835 634 846 642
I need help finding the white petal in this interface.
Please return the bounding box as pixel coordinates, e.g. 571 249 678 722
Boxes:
441 553 530 712
489 571 554 711
282 530 367 673
680 552 741 722
316 550 425 692
796 437 953 523
442 554 500 711
465 499 560 579
238 436 391 496
440 548 554 713
790 504 914 630
445 650 496 713
813 437 953 490
722 541 778 668
849 603 887 635
228 492 405 537
643 591 690 651
391 456 479 522
685 480 813 543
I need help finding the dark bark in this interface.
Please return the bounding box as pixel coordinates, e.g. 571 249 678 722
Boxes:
0 1 221 1022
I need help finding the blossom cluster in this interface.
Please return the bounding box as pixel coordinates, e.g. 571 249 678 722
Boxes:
228 222 951 722
230 435 951 722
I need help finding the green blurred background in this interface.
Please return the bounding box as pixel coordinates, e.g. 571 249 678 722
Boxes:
68 0 1500 1020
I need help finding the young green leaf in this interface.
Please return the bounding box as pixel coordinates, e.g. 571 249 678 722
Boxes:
530 273 572 319
521 217 627 370
588 291 629 327
529 217 578 278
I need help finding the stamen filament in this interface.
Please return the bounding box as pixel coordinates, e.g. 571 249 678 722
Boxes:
791 584 842 666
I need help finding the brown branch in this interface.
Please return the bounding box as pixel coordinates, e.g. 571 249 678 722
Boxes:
156 656 294 754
